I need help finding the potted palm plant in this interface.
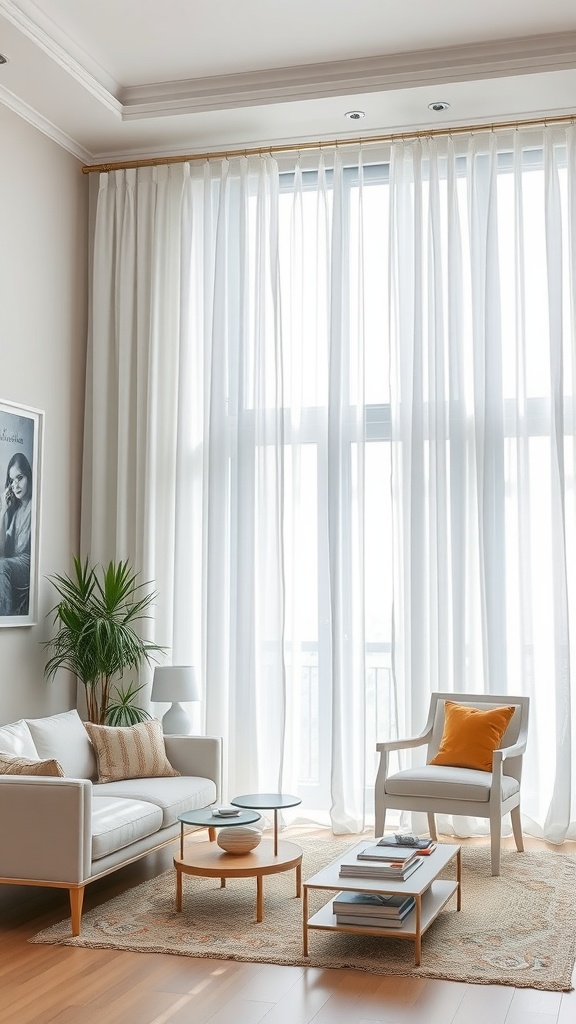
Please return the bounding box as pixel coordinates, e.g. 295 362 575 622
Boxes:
43 556 165 725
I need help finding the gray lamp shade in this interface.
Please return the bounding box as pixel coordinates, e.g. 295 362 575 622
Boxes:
151 666 201 734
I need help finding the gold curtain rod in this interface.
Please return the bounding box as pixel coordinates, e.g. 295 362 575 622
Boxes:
82 111 576 174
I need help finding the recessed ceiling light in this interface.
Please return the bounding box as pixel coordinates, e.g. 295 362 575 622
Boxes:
345 110 365 120
0 54 8 65
428 101 450 112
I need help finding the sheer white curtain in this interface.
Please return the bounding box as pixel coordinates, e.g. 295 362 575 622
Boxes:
388 128 576 842
83 154 368 832
84 129 576 843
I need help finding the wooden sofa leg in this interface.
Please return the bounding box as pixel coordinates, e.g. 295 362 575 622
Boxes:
69 886 85 936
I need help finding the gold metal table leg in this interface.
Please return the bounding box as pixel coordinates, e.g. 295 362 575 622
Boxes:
256 875 263 921
273 808 278 855
175 866 182 912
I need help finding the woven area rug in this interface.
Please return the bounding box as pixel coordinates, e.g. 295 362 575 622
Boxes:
31 833 576 991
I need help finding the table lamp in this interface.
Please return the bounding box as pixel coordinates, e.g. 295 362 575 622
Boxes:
151 665 200 735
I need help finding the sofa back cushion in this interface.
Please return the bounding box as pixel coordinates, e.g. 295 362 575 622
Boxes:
0 719 38 758
25 709 97 780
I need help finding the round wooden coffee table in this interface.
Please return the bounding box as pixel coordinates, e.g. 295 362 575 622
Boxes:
174 838 302 922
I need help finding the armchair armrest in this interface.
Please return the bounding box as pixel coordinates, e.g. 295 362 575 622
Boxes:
492 739 528 787
0 776 92 884
494 739 527 762
376 729 433 754
164 735 222 800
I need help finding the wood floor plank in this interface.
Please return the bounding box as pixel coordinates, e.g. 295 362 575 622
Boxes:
408 978 469 1024
371 973 427 1009
203 997 276 1024
244 967 337 1023
504 1013 560 1024
556 987 576 1024
230 962 308 1001
503 982 564 1024
451 983 515 1024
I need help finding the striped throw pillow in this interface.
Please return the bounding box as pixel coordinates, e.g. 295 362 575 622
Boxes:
84 719 180 783
0 752 65 776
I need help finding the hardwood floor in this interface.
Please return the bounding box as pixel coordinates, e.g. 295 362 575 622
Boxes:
0 830 574 1024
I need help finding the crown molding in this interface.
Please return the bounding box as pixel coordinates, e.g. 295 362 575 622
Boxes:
2 5 575 124
0 0 122 114
0 81 91 161
119 32 576 120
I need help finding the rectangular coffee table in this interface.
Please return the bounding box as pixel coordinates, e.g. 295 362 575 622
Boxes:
303 839 461 965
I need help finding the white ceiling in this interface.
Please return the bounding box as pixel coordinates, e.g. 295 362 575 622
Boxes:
0 0 575 166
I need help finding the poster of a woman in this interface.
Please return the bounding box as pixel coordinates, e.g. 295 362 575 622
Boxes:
0 401 43 626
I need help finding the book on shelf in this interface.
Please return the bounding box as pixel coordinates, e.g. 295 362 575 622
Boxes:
334 913 408 929
332 891 415 918
339 856 423 881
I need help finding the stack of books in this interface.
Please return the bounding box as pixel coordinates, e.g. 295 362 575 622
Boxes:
339 844 423 881
332 890 416 928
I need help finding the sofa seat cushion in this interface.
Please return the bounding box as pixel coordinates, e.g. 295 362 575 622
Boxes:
95 776 217 827
92 796 163 860
25 709 97 780
385 765 520 802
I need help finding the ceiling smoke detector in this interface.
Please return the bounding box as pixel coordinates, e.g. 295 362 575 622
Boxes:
345 110 365 120
428 101 450 112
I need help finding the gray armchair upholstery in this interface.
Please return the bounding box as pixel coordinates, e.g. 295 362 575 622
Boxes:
375 692 530 875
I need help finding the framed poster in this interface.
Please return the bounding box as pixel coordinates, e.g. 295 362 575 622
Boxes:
0 400 43 626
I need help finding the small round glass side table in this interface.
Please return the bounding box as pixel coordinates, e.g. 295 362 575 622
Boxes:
177 807 261 859
230 793 302 855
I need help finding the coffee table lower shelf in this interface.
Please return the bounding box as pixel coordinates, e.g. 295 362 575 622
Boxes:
304 879 458 966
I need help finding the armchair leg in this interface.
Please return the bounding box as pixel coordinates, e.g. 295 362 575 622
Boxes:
490 817 502 876
427 813 438 841
510 806 524 853
375 806 386 838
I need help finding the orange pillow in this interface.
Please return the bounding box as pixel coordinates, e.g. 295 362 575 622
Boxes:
429 700 515 772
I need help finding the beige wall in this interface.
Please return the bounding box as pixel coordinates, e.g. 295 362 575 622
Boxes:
0 105 88 723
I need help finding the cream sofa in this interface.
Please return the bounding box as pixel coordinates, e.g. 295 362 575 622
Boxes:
0 709 221 934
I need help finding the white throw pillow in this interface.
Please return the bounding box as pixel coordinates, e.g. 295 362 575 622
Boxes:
25 709 97 780
0 719 38 758
84 719 180 784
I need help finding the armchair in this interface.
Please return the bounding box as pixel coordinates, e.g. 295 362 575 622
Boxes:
374 692 530 875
